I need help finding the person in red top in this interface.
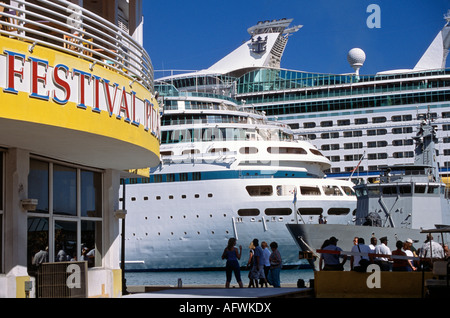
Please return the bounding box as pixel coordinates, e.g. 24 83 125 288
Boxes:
392 240 409 271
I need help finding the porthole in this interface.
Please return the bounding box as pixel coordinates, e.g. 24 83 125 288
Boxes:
238 209 260 216
298 208 323 215
265 208 292 216
328 208 350 215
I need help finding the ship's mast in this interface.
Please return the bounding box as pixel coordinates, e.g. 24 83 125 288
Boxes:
413 108 440 181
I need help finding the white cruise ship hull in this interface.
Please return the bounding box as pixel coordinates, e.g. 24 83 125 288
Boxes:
123 176 355 271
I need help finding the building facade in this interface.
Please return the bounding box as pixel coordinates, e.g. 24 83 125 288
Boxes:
0 0 160 297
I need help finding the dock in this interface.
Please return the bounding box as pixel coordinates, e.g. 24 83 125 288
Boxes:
124 283 313 298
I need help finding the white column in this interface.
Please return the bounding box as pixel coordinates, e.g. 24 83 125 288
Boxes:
3 148 30 297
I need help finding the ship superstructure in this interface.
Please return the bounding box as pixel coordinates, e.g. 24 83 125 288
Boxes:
123 81 356 270
161 15 450 182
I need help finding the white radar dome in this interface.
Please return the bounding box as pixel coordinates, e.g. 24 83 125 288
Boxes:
347 48 366 75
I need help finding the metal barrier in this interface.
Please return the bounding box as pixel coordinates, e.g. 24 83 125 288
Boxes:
36 261 88 298
0 0 153 91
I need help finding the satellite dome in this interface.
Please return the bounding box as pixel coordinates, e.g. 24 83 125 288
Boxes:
347 48 366 75
347 48 366 66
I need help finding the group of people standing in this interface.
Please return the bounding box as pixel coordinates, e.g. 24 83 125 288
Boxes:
319 233 449 272
222 238 282 288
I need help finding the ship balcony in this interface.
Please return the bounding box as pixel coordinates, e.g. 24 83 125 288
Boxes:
0 0 153 90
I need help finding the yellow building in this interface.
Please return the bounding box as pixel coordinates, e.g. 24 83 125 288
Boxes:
0 0 160 297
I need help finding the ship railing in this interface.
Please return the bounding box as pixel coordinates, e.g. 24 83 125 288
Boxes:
0 0 153 91
161 151 237 165
187 92 237 103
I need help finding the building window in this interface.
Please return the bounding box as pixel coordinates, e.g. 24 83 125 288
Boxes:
27 158 103 272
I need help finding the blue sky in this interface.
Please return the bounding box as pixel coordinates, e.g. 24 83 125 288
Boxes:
143 0 450 76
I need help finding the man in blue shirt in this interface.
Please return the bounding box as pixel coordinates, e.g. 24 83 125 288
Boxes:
319 236 347 271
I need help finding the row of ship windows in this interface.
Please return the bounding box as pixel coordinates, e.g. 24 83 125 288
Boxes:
328 152 416 161
321 139 414 151
355 184 442 197
161 146 323 156
326 149 439 163
301 127 415 140
246 185 354 197
254 91 450 116
306 125 450 141
299 112 439 129
237 207 352 216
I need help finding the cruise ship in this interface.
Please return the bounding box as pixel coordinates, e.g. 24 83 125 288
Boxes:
123 81 356 270
123 15 450 271
161 15 450 181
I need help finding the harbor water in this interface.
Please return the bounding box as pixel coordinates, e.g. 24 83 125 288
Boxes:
125 269 314 287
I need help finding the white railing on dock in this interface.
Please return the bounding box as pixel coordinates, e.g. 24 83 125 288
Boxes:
0 0 154 91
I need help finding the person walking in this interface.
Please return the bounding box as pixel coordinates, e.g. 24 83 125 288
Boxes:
222 238 244 288
267 242 282 287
